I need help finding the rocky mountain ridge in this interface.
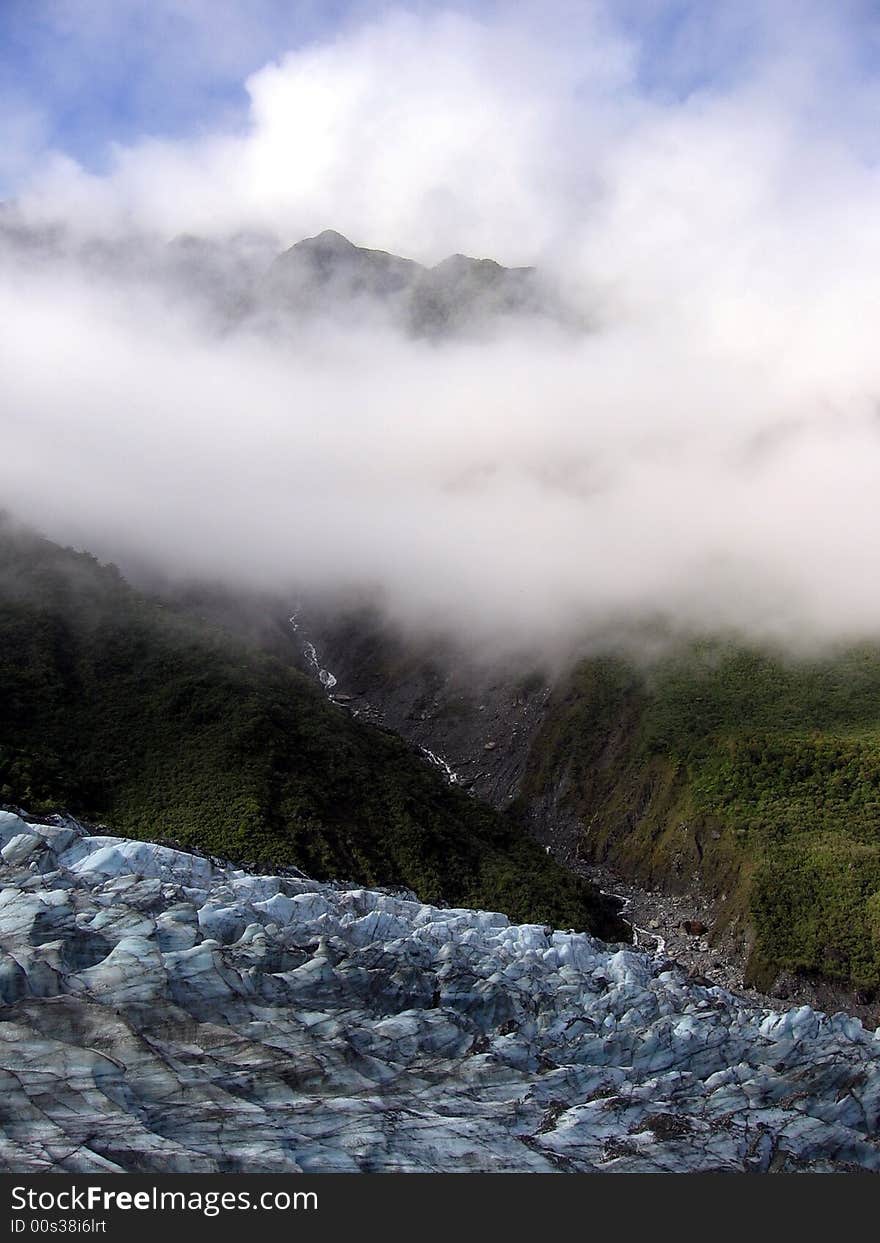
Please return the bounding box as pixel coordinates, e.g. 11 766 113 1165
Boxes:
267 228 553 334
0 213 573 338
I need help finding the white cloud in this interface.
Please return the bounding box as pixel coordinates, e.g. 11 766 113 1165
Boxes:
5 3 880 655
17 6 635 260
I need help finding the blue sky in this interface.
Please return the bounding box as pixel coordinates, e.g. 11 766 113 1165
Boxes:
2 1 879 200
0 1 363 176
0 1 767 176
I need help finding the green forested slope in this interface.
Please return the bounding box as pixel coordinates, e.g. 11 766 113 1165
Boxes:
519 643 880 991
0 519 619 934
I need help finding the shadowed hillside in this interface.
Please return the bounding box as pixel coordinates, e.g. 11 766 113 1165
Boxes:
0 517 622 936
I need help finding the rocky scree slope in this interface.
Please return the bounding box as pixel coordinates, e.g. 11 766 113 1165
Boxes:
2 809 880 1173
273 600 552 807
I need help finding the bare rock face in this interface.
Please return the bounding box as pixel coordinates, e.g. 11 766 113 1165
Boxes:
2 807 880 1173
267 230 557 337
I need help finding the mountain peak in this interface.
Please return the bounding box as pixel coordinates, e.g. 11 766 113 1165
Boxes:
297 229 359 253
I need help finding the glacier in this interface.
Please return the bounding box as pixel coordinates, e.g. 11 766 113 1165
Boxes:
1 808 880 1173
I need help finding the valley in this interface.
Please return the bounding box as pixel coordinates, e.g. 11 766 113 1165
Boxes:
270 603 880 1020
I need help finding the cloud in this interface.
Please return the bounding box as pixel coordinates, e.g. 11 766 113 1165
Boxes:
4 2 880 657
0 0 359 184
14 5 636 259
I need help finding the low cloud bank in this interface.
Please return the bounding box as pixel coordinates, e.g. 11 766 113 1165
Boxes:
4 4 880 656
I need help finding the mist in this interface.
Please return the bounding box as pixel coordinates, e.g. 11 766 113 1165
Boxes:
4 2 880 657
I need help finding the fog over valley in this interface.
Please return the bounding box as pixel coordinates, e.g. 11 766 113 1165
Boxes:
4 2 880 657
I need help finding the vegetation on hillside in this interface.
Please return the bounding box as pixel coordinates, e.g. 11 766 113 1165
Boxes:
0 518 621 935
519 643 880 991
